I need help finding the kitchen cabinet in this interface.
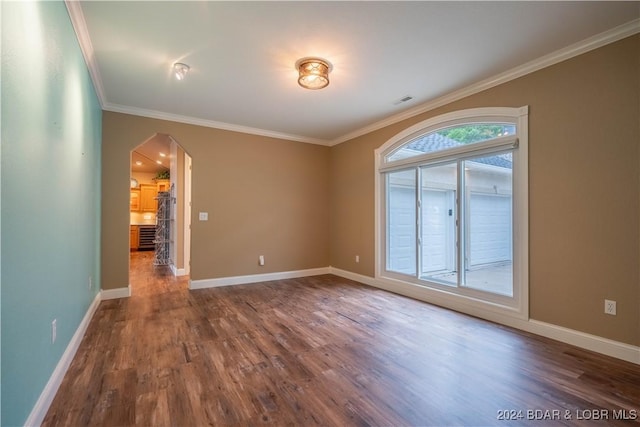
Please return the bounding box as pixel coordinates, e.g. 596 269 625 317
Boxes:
140 184 158 212
156 179 170 192
130 225 139 250
130 189 141 212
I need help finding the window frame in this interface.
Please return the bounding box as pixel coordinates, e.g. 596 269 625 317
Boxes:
375 106 529 319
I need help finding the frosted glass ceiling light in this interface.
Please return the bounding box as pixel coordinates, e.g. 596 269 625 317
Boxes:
296 57 332 90
173 62 190 81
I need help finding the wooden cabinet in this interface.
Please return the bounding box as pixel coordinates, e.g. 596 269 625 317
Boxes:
156 179 170 192
140 184 158 212
130 225 139 251
130 189 141 212
130 180 164 213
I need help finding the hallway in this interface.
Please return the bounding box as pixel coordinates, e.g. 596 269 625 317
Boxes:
129 250 189 296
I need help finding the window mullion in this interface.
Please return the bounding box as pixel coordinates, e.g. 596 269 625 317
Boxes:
416 167 421 279
457 160 465 287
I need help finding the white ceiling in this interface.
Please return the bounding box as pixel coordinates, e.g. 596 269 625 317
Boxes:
73 1 639 145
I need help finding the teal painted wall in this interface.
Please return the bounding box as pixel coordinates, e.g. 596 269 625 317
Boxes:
1 1 102 425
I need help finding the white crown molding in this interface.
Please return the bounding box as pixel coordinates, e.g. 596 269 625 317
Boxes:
103 103 331 146
64 0 106 108
66 2 638 147
24 292 101 427
329 18 640 146
66 0 325 145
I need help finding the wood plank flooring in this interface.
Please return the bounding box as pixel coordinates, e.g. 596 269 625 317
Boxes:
43 254 640 426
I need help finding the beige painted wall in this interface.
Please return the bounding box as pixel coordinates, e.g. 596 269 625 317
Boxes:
102 35 638 346
330 35 640 346
102 113 330 289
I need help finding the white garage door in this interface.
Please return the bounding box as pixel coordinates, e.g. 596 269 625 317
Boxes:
469 193 512 266
422 189 455 273
388 186 416 275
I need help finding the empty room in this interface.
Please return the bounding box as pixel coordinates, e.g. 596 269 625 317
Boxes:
2 1 640 426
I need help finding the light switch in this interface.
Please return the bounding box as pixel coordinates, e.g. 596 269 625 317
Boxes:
199 212 208 221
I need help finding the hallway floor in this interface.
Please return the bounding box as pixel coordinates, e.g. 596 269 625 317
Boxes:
129 250 189 296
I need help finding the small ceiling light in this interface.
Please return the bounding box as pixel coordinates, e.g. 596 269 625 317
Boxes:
159 152 166 157
135 161 143 166
173 62 190 81
296 57 332 90
156 160 162 165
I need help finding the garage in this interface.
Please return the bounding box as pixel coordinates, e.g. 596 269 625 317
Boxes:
468 193 512 267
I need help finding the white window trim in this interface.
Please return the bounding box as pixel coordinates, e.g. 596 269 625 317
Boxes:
374 106 529 320
380 135 518 173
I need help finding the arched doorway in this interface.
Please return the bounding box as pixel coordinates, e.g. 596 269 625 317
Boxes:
129 133 192 295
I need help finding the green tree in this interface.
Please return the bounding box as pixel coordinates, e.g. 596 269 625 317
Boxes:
439 124 513 144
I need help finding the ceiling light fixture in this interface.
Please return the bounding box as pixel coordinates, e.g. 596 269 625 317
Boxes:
173 62 190 81
296 57 332 90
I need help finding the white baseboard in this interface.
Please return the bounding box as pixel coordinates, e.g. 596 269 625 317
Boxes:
100 285 131 300
24 292 102 427
525 320 640 365
190 267 331 290
329 267 378 287
170 264 187 277
21 266 639 427
329 267 640 365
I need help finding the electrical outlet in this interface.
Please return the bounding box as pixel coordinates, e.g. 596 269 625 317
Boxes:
52 319 57 344
604 299 616 316
259 255 265 266
355 255 360 263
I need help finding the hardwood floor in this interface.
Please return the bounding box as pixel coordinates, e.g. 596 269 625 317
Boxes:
43 259 640 426
128 250 189 296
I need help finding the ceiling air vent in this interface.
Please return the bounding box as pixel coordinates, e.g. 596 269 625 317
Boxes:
393 95 414 105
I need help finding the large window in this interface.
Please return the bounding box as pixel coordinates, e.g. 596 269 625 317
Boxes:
377 107 528 316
